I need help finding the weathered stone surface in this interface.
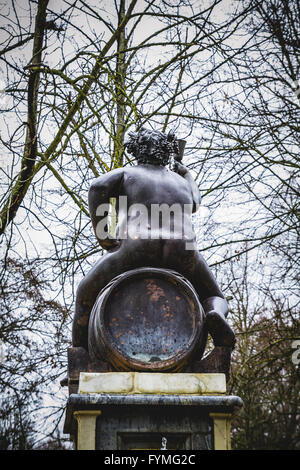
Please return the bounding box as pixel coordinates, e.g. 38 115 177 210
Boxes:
66 392 243 411
63 391 244 447
79 372 134 394
134 372 226 394
95 405 213 450
79 372 226 395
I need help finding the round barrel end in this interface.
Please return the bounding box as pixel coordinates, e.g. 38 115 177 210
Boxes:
88 267 206 372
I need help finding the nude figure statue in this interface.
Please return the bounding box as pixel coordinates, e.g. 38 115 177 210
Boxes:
72 127 235 354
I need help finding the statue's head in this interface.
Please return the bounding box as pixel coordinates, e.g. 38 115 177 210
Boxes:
125 127 178 166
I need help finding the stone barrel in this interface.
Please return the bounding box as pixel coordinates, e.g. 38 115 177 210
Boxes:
88 267 206 372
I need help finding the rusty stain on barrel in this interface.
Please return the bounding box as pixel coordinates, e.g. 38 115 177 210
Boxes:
88 267 205 372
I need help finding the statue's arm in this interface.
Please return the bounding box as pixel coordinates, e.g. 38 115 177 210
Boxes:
88 168 124 250
174 162 201 212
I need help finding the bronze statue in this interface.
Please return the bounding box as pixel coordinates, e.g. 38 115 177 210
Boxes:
72 127 235 357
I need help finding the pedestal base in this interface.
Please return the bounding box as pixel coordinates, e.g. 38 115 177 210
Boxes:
63 372 242 450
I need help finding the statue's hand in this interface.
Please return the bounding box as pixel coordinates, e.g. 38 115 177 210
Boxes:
173 161 188 177
99 238 120 251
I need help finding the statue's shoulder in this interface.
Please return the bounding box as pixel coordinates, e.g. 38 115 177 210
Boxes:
169 167 188 184
89 167 125 190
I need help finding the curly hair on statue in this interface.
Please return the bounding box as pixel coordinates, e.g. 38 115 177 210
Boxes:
125 127 179 166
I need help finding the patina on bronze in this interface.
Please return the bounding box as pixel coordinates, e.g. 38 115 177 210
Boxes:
71 127 235 373
88 268 206 372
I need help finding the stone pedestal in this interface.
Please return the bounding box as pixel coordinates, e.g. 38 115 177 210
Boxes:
63 372 242 450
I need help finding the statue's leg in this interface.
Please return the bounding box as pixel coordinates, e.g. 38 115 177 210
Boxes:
72 245 134 350
162 241 235 348
191 251 235 348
